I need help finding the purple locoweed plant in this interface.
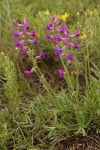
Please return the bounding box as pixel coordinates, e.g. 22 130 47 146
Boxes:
12 16 80 78
45 16 80 77
12 18 46 75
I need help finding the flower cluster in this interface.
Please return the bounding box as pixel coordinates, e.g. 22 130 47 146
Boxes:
12 18 45 76
45 16 80 78
12 16 80 78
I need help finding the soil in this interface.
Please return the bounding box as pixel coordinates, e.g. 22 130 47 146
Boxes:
53 129 100 150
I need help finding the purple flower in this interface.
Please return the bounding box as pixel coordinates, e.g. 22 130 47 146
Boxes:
55 20 63 26
33 38 38 45
45 34 53 39
14 40 24 49
68 53 73 61
55 47 63 58
12 30 19 38
28 38 39 45
67 53 73 64
13 21 18 26
46 24 53 30
24 18 29 30
35 50 45 59
54 36 62 45
70 29 80 38
58 69 66 78
51 16 58 22
66 41 78 49
73 42 78 49
60 25 68 34
39 50 45 58
14 40 21 48
30 30 36 37
24 70 33 76
13 21 23 27
75 29 80 37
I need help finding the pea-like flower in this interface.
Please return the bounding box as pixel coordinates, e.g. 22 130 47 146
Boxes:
28 38 39 45
67 53 73 64
60 25 68 34
23 18 30 30
58 69 66 78
12 30 19 38
24 70 33 76
35 50 45 59
46 24 53 30
45 34 53 39
55 47 63 58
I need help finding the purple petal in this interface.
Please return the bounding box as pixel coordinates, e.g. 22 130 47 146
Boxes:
54 36 62 45
12 21 23 27
39 50 45 58
24 70 33 76
51 16 58 22
24 18 30 30
46 24 53 30
33 38 39 45
45 34 53 39
60 25 68 34
70 29 80 38
30 30 36 37
75 29 80 37
12 29 19 38
67 53 73 61
55 20 63 26
58 69 66 78
73 42 78 49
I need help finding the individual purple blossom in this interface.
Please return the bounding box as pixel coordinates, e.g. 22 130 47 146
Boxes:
35 50 45 59
39 50 45 58
28 38 39 45
69 29 80 38
45 34 53 39
46 24 53 30
60 25 68 34
55 20 63 26
30 30 36 37
53 36 62 45
24 70 33 76
33 38 38 45
51 16 62 26
12 29 19 38
58 69 66 78
13 21 23 27
73 42 78 49
55 47 63 58
14 40 23 48
51 16 58 23
67 53 73 64
66 41 78 49
23 18 30 30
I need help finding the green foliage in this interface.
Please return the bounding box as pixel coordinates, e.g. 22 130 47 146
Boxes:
0 0 100 149
0 0 14 57
0 52 21 110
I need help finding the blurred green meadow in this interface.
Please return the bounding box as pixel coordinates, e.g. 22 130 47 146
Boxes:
0 0 100 149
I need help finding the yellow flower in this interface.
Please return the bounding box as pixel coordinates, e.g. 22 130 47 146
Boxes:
36 33 40 38
59 13 69 21
44 9 50 15
80 33 87 39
